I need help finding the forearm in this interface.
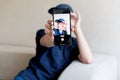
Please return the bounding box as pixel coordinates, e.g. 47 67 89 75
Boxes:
75 28 93 64
40 34 54 47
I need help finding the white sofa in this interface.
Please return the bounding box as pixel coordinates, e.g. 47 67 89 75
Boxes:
58 54 117 80
0 45 117 80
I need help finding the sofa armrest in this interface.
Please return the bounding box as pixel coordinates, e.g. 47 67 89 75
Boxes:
58 54 117 80
0 45 35 80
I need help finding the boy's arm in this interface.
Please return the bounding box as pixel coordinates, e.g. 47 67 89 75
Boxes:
71 11 93 64
75 29 93 64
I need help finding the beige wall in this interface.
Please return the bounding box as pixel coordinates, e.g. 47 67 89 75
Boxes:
0 0 120 54
0 0 120 79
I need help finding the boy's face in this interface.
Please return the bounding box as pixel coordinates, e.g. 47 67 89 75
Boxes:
56 17 75 31
57 22 66 30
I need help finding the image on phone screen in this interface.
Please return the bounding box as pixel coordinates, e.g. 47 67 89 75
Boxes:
53 13 70 36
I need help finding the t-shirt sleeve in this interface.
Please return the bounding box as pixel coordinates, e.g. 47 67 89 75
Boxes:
35 29 45 46
71 37 80 59
35 29 49 55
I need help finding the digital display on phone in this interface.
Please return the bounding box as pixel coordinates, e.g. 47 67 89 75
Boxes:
52 8 72 46
53 13 70 36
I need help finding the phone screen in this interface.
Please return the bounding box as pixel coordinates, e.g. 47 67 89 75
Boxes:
53 9 72 46
53 13 70 36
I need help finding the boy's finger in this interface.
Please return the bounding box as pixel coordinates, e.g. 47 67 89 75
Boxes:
49 29 53 36
47 20 53 26
75 10 81 19
71 13 76 18
47 20 52 24
45 28 50 34
45 23 51 30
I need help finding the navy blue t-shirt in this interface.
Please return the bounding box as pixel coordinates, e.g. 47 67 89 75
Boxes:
54 29 67 35
15 29 79 80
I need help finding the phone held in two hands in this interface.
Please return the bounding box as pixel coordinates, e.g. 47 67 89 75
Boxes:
52 8 72 46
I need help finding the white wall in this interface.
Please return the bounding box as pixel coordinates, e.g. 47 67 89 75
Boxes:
0 0 120 79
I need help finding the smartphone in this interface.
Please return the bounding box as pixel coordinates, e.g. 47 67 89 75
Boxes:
52 8 72 46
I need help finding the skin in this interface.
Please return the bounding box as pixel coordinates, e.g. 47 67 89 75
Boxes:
56 21 70 35
57 22 65 30
40 10 93 64
56 22 67 34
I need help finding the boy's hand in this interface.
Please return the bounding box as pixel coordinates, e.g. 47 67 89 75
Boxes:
45 20 54 40
40 20 54 47
71 10 81 34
